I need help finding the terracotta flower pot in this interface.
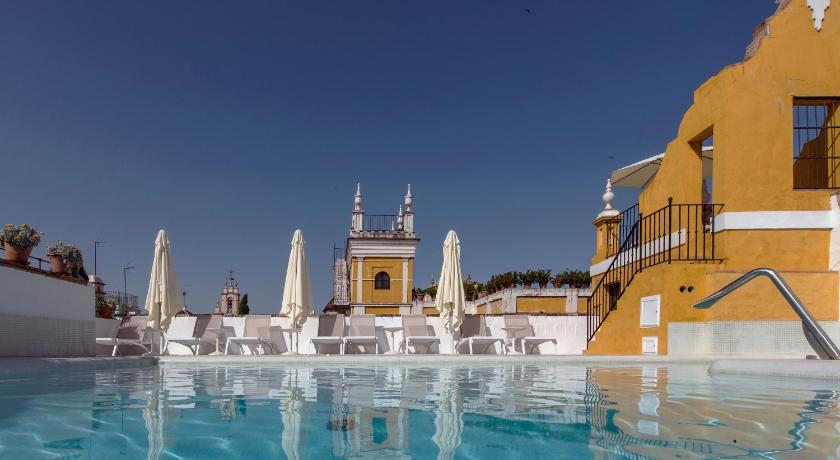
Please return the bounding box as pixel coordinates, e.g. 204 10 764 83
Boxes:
539 282 548 289
49 255 67 274
4 245 32 266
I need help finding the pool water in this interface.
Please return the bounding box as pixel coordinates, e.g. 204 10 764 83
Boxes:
1 363 839 459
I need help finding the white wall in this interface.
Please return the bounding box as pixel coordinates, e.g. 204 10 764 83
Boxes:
0 264 95 356
165 315 588 356
668 321 840 358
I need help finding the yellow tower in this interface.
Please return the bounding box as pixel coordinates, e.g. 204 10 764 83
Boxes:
334 184 418 315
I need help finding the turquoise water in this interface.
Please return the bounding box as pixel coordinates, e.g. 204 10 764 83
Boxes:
0 363 839 459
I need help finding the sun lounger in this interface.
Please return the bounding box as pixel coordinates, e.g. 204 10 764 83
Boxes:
225 315 273 355
164 315 224 355
96 315 151 356
400 314 440 354
343 314 378 354
311 314 345 354
456 315 504 354
502 315 557 354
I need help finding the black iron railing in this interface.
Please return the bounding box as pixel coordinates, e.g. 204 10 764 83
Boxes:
587 199 723 342
0 243 54 272
333 245 346 262
106 290 139 312
606 204 640 257
363 214 398 232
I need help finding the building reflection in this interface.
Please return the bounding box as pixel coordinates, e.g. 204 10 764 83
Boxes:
5 363 839 458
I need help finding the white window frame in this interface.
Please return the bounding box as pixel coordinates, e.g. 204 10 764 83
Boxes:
642 336 658 354
640 294 661 328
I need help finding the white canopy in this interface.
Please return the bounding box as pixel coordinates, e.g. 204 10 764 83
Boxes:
281 229 313 329
145 230 182 331
611 146 713 189
435 230 465 334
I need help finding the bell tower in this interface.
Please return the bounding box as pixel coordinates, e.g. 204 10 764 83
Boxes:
336 184 419 315
214 270 241 315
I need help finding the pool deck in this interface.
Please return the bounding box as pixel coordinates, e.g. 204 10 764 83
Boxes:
3 355 840 380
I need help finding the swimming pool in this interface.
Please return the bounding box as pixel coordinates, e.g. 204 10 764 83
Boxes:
0 362 838 459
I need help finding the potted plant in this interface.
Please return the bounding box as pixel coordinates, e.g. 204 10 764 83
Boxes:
46 241 68 274
507 271 520 289
521 270 537 289
0 224 43 266
534 269 552 288
63 244 83 276
571 270 591 289
553 269 571 288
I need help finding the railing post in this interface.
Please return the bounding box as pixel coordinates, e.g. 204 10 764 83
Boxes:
636 212 643 275
667 197 673 264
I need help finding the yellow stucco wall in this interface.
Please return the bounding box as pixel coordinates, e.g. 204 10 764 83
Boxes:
639 3 838 213
715 230 830 270
350 257 413 305
516 296 567 314
586 263 839 355
587 2 840 354
365 306 401 315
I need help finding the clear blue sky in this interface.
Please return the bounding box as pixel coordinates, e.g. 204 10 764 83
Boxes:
0 1 778 313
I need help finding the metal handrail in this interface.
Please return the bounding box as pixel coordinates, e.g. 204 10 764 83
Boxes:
693 268 840 360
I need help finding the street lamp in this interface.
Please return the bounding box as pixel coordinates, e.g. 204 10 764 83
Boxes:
123 264 135 309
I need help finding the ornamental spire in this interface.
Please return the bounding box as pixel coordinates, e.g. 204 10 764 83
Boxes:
354 182 363 212
404 184 413 212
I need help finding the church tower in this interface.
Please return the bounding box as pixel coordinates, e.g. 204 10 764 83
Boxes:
213 271 241 315
333 184 418 315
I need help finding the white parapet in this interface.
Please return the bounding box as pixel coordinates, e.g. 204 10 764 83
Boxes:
0 264 95 357
164 314 588 356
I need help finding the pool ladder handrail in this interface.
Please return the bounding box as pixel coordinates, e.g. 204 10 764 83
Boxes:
693 268 840 360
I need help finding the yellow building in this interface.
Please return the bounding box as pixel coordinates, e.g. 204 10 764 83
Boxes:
332 184 417 316
587 1 840 355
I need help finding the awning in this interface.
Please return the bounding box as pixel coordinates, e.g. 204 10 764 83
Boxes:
611 147 713 189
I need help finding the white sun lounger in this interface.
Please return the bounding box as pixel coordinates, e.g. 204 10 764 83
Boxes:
343 314 378 354
225 315 273 355
96 315 151 356
456 315 504 354
164 315 223 355
311 314 345 354
502 315 557 354
401 314 440 354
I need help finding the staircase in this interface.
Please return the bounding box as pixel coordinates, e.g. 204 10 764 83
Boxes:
586 199 723 343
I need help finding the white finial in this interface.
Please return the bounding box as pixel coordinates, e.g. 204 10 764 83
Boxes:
397 205 404 230
602 179 615 211
808 0 830 31
404 184 413 212
354 182 362 211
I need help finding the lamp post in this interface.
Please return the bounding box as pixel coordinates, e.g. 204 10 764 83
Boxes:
123 264 135 308
94 241 105 276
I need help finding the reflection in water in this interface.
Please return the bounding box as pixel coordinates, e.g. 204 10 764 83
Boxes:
0 364 839 458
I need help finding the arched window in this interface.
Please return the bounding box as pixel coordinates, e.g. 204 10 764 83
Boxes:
374 271 390 290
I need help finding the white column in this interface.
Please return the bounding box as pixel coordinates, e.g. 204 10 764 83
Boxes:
402 258 409 303
356 257 364 303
